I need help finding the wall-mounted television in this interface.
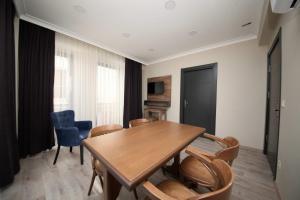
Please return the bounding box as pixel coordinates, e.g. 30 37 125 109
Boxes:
148 81 164 95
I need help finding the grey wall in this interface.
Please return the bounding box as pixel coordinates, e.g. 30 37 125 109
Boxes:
261 3 300 199
274 7 300 200
143 39 268 150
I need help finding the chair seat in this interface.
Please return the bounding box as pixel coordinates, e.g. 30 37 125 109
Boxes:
180 156 216 186
79 130 90 140
155 180 198 200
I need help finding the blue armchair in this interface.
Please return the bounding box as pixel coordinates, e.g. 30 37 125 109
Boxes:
51 110 92 165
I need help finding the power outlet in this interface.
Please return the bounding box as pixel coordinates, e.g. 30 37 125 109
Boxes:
277 160 282 170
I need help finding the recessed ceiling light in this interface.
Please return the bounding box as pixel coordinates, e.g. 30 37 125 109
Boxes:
122 33 131 38
165 0 176 10
241 22 252 27
188 31 198 36
73 5 86 14
148 48 155 52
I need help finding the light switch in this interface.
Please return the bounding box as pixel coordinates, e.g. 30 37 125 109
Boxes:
277 160 282 170
281 99 286 108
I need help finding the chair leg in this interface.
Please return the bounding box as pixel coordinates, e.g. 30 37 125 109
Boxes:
53 145 60 165
161 167 166 175
70 146 73 153
88 170 97 196
133 189 138 200
80 144 84 165
99 175 104 189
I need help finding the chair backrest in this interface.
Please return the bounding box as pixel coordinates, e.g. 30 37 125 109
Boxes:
51 110 75 129
90 124 123 170
129 118 151 127
215 137 239 165
195 159 233 200
90 124 123 138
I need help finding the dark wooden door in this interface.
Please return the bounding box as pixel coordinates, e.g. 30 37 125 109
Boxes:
180 63 217 134
265 30 282 179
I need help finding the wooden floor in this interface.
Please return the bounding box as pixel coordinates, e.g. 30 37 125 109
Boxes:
0 137 280 200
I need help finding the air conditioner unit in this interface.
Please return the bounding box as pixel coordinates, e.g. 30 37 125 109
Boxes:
271 0 299 13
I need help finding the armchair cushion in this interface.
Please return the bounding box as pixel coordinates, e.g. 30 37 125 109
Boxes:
75 120 92 131
55 127 80 146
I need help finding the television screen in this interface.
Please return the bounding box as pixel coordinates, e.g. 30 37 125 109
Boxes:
148 81 164 95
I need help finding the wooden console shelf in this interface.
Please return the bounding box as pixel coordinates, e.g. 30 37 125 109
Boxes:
145 75 171 121
144 107 167 121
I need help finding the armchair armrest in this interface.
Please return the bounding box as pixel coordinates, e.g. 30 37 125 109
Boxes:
55 127 81 146
185 146 216 160
203 133 227 148
143 181 177 200
75 120 92 130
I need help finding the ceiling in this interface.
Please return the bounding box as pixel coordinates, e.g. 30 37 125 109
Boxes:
14 0 265 65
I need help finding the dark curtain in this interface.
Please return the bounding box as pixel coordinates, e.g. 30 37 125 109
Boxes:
0 0 20 187
18 20 55 158
123 58 143 128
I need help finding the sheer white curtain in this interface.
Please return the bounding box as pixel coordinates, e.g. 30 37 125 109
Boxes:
54 33 125 126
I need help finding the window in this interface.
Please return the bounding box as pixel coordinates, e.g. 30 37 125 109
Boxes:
54 33 124 126
54 55 71 111
96 65 123 125
97 65 118 103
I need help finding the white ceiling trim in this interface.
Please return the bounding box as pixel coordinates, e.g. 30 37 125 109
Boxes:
19 14 146 65
13 0 26 16
146 34 257 65
13 0 261 66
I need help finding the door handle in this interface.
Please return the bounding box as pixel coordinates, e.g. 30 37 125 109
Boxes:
274 109 280 112
184 99 188 108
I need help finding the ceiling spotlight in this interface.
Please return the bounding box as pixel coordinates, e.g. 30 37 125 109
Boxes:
188 31 198 36
122 33 131 38
73 5 86 14
241 22 252 27
165 0 176 10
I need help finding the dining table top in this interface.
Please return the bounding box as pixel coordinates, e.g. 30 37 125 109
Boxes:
83 120 205 190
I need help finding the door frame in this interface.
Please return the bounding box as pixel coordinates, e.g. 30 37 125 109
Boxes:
180 63 218 134
264 29 282 179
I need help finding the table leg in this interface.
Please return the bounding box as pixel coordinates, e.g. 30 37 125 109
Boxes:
162 153 180 177
103 168 122 200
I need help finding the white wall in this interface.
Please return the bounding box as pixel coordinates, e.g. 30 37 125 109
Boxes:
143 39 268 149
265 6 300 200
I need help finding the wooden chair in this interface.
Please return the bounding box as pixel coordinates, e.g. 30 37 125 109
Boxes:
186 133 239 165
87 125 122 195
129 118 151 127
179 133 239 190
143 158 233 200
87 124 139 199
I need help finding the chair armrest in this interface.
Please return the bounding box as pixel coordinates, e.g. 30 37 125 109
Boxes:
143 181 177 200
75 120 92 130
185 146 216 160
203 133 227 148
55 127 81 146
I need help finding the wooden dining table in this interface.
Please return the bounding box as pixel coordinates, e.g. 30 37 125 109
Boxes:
83 120 205 200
